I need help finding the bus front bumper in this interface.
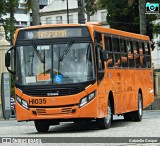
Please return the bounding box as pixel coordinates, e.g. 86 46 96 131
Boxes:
16 98 98 121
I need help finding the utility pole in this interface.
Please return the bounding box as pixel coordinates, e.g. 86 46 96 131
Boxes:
139 0 146 35
10 5 14 46
66 0 69 24
31 0 40 25
78 0 85 24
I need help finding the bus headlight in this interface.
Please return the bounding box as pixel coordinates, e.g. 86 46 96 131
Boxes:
16 96 29 110
79 91 96 108
79 97 88 107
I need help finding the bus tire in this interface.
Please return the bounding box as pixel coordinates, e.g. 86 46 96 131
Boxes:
133 93 143 121
124 112 133 121
34 120 50 132
97 101 112 129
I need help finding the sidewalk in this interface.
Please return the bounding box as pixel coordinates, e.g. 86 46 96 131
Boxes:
146 96 160 110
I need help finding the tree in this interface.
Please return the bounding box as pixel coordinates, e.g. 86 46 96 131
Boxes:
84 0 97 22
97 0 139 32
26 0 31 11
31 0 40 25
2 0 18 45
7 0 18 45
97 0 160 39
0 0 6 18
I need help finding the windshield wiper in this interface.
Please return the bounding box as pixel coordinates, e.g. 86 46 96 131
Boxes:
32 41 46 74
59 40 74 61
32 41 45 63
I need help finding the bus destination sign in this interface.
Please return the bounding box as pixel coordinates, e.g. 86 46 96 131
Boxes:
27 30 67 39
36 30 66 38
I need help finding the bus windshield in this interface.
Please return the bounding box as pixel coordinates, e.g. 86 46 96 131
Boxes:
16 42 95 85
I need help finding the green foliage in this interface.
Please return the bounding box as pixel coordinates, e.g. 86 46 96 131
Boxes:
97 0 139 32
84 0 97 16
2 0 19 43
5 0 19 11
0 0 6 18
26 0 31 11
97 0 160 39
153 23 160 35
3 18 16 42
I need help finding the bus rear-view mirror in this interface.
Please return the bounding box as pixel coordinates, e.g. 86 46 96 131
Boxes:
5 52 11 67
100 49 108 62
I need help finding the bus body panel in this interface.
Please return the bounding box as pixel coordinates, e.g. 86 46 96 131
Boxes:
96 78 109 118
104 68 154 114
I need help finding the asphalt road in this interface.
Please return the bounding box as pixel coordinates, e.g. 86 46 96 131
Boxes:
0 110 160 145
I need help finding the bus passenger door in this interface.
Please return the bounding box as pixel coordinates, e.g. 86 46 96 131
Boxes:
112 37 124 114
95 44 107 117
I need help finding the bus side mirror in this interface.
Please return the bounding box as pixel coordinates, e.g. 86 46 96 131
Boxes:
5 46 14 74
5 52 11 67
100 49 108 62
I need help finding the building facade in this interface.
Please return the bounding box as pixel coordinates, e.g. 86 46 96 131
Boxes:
1 0 50 28
1 0 30 28
40 0 108 25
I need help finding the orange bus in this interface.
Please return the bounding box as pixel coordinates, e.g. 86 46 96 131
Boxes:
5 23 154 132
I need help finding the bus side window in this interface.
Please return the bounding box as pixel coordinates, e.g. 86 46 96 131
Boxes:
120 39 128 68
144 42 151 68
95 31 104 81
104 34 114 68
94 31 102 44
127 40 134 68
133 41 140 68
96 45 105 81
139 42 145 68
112 37 121 68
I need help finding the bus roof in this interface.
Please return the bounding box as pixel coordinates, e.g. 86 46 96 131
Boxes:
91 25 150 41
15 23 149 42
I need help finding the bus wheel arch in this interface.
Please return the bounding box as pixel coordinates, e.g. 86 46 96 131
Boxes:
124 90 143 121
96 91 114 129
133 90 143 121
108 91 114 120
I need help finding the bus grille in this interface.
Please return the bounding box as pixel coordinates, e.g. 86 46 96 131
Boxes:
61 108 72 114
23 87 83 97
36 109 46 115
36 108 72 115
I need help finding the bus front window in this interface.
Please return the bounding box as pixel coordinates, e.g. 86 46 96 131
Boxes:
16 45 52 85
16 42 95 85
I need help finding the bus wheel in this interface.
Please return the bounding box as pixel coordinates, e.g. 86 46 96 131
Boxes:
133 93 143 121
34 120 50 132
124 112 133 121
97 101 112 129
